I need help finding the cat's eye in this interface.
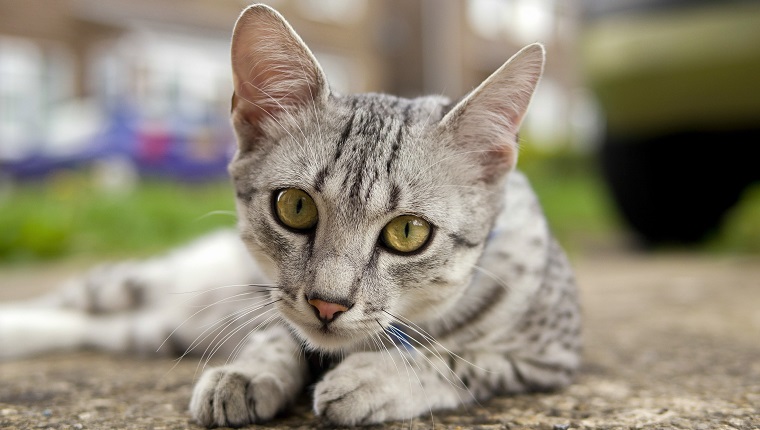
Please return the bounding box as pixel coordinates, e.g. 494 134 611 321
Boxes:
381 215 431 253
275 188 318 230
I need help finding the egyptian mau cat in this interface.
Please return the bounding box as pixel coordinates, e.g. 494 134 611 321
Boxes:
0 4 581 427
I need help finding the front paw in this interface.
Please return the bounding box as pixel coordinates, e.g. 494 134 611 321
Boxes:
190 366 288 428
314 354 416 425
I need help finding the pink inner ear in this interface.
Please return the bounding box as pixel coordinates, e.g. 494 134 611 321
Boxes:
445 46 544 183
453 101 521 182
230 6 326 133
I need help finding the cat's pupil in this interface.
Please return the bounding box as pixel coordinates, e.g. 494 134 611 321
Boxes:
296 198 303 214
404 222 410 238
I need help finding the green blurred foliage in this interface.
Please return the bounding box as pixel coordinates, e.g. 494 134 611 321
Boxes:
702 184 760 254
518 146 621 255
0 172 236 264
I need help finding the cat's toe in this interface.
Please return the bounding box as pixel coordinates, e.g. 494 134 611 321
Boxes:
190 367 284 428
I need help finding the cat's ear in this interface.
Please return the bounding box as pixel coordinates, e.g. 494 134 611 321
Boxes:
440 43 545 183
230 4 329 150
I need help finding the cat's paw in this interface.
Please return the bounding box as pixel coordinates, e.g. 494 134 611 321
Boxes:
314 353 422 425
189 366 288 428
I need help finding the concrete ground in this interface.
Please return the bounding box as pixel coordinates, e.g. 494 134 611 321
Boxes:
1 252 758 429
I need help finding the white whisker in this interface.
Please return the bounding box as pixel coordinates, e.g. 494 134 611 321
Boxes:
194 210 238 221
169 283 277 297
471 265 512 293
157 291 272 353
197 299 282 374
226 311 282 365
377 321 436 428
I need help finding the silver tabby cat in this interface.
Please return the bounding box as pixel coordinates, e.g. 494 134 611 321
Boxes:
0 4 581 427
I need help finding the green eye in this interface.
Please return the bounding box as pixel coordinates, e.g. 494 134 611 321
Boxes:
381 215 431 253
275 188 318 230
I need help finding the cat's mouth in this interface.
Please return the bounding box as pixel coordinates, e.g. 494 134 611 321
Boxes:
299 321 370 351
274 303 361 351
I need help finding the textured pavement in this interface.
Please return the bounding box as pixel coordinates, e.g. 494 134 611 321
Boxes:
1 253 759 429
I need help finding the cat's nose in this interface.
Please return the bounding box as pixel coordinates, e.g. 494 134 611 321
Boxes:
307 297 349 323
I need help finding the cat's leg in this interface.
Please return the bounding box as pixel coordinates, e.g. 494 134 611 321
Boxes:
44 230 255 312
313 347 579 426
0 230 261 360
189 324 308 427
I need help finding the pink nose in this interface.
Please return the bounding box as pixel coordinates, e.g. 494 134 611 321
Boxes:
307 298 349 322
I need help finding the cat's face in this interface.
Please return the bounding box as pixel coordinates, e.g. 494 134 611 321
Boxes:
227 5 544 352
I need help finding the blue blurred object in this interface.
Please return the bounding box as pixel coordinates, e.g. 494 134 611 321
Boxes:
1 101 234 182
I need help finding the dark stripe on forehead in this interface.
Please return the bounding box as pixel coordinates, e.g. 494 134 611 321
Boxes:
313 166 329 192
334 109 356 162
386 125 402 175
345 109 393 208
388 183 401 211
363 165 380 202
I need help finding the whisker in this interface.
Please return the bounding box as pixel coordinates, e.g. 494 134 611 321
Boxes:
157 291 272 353
471 265 512 293
385 310 494 375
386 323 465 392
194 210 238 221
228 314 281 364
225 310 282 365
171 298 276 367
184 295 273 308
169 283 278 296
385 319 480 410
226 310 282 363
237 88 306 155
238 81 308 154
197 299 283 374
194 296 274 328
163 300 272 376
377 320 436 428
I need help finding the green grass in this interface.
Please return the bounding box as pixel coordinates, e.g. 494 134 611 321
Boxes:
519 148 622 254
702 184 760 254
0 173 236 264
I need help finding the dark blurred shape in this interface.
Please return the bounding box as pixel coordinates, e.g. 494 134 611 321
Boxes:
582 0 760 245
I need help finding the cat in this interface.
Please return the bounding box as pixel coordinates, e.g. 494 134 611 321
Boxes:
0 4 581 427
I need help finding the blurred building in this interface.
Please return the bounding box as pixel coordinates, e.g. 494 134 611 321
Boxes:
0 0 585 176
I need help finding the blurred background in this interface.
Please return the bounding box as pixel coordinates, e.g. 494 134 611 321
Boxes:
1 0 759 266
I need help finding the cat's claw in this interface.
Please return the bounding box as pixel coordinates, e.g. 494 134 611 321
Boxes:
190 367 287 428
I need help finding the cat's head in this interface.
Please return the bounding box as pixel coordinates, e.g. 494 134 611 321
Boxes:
228 5 544 352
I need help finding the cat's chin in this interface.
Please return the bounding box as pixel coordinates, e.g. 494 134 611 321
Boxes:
289 323 366 353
